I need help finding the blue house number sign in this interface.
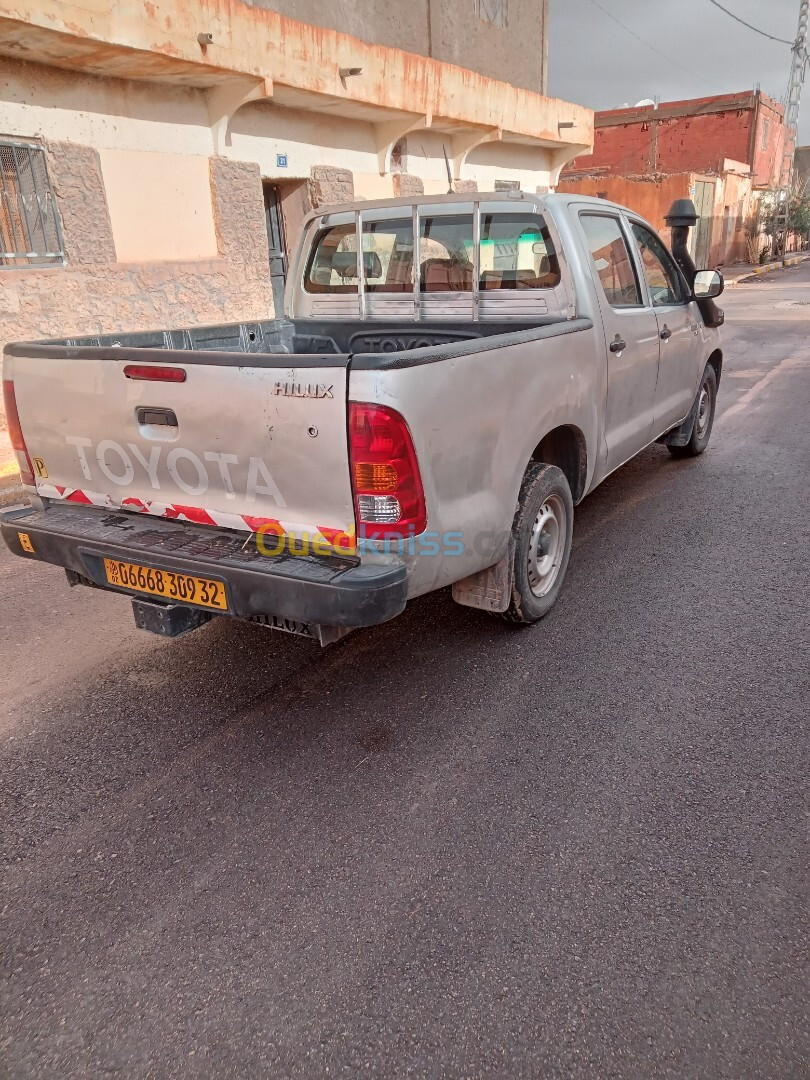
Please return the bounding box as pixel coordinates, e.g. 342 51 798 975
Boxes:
276 154 288 168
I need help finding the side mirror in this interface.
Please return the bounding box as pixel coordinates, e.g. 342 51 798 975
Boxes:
694 269 724 299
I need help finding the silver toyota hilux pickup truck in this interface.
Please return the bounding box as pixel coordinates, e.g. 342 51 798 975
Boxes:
2 192 723 644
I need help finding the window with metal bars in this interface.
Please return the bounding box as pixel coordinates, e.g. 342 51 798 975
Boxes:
0 140 65 267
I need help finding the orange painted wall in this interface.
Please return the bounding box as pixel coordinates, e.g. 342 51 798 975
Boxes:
554 174 692 248
555 172 752 266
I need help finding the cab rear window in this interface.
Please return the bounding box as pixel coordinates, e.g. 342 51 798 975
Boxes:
479 213 561 290
304 211 561 293
305 223 359 294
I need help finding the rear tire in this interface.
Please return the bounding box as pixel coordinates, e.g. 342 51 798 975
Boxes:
669 364 717 458
500 463 574 625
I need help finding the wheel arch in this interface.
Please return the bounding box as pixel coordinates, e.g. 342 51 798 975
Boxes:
530 424 588 504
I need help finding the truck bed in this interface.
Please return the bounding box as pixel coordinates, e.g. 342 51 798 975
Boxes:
8 317 564 360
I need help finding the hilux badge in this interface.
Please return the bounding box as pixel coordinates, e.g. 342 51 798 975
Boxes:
272 382 334 399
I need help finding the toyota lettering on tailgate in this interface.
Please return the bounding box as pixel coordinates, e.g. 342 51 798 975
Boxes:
62 437 286 505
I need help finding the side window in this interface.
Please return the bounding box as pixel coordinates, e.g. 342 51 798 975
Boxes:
479 213 561 290
630 223 687 306
419 213 474 292
580 214 641 307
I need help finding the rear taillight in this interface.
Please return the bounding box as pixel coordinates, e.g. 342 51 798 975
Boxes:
123 364 186 382
2 379 34 487
349 403 426 538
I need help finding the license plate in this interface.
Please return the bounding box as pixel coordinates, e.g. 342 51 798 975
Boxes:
103 559 228 611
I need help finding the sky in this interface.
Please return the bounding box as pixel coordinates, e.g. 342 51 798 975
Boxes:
548 0 809 143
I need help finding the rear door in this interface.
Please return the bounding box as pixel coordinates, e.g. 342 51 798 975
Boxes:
627 219 703 432
8 348 355 547
578 211 661 473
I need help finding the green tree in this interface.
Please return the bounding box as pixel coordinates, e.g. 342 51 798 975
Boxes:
761 189 810 236
788 193 810 235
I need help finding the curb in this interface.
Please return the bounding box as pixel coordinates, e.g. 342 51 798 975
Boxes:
726 255 808 287
751 256 804 276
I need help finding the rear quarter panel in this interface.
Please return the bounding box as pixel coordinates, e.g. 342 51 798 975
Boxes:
350 323 602 598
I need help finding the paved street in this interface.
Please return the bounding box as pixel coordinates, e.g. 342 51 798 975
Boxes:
1 267 808 1079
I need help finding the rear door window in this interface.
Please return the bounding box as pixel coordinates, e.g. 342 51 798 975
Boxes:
580 213 641 307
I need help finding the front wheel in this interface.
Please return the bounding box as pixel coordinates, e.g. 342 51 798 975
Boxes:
500 463 574 625
669 364 717 458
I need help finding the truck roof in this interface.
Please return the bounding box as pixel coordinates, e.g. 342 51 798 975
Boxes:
303 189 639 224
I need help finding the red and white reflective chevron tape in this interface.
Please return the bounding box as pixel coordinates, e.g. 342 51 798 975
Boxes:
36 483 355 552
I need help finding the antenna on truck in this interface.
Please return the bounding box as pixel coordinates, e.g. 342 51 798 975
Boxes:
442 144 454 194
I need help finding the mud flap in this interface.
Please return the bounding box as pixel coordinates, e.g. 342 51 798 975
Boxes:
664 390 701 448
451 536 516 614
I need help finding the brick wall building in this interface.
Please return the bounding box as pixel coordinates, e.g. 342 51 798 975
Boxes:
557 92 787 268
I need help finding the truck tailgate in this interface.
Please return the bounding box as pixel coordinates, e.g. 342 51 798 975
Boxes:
8 349 355 545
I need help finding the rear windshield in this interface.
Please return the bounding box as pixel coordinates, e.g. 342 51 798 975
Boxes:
304 211 560 294
479 213 560 290
305 222 360 294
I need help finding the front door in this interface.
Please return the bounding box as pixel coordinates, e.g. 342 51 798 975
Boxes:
578 211 661 474
628 219 703 433
263 183 287 316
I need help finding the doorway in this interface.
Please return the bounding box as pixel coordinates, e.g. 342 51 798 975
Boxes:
263 183 288 315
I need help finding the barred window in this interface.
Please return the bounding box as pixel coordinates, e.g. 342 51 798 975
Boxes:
0 140 65 267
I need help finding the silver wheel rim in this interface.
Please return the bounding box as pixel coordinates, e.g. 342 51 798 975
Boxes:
695 381 711 438
527 494 566 598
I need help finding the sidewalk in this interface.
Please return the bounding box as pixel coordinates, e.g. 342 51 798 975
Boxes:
723 253 810 286
0 429 22 508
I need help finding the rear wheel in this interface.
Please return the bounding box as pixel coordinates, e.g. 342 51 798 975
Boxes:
669 364 717 458
500 463 574 625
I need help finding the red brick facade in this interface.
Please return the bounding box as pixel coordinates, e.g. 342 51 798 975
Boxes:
563 92 786 190
558 92 789 268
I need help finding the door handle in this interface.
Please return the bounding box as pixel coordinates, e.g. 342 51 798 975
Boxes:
137 407 178 427
609 336 627 354
660 326 672 341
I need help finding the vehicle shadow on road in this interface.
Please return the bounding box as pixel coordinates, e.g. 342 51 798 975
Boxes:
2 443 690 870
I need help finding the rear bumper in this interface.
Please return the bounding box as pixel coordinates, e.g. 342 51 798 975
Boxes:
1 503 408 628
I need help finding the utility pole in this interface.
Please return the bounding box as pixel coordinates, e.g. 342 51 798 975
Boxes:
774 0 809 263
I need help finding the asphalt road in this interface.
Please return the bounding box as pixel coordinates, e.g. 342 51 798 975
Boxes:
1 266 808 1079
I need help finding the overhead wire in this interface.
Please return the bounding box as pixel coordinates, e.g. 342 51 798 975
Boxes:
583 0 711 87
706 0 794 47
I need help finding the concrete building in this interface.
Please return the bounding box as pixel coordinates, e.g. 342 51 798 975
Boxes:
557 92 787 267
0 0 590 381
259 0 552 96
